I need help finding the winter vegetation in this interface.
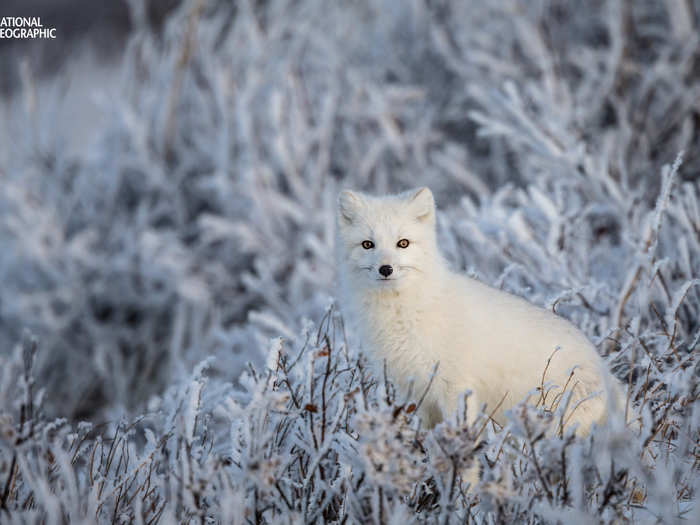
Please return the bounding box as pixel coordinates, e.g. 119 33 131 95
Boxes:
0 0 698 522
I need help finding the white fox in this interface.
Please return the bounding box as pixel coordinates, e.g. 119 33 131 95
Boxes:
336 187 622 433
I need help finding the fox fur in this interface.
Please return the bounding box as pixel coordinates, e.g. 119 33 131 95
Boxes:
336 186 623 433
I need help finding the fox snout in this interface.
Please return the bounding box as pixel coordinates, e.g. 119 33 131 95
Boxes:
378 265 393 277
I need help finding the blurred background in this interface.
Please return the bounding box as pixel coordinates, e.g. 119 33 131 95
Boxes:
1 0 698 423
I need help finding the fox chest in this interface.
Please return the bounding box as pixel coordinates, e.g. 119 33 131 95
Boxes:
360 301 441 374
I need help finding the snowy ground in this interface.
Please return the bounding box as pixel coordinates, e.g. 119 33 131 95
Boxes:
0 1 698 522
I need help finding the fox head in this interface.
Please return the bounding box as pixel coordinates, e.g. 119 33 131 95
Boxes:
336 187 441 291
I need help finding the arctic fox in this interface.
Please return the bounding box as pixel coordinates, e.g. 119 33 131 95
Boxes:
337 187 621 433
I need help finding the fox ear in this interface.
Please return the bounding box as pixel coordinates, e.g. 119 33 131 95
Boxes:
406 187 435 223
338 190 364 226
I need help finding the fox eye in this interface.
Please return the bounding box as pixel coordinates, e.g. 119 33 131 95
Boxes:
361 240 374 249
397 239 410 248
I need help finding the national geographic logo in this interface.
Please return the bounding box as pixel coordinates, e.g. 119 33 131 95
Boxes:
0 17 57 39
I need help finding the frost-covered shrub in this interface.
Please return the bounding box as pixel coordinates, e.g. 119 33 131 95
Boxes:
1 0 698 420
0 0 699 521
0 308 697 523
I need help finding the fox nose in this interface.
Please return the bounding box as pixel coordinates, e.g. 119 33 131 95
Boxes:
378 265 393 277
